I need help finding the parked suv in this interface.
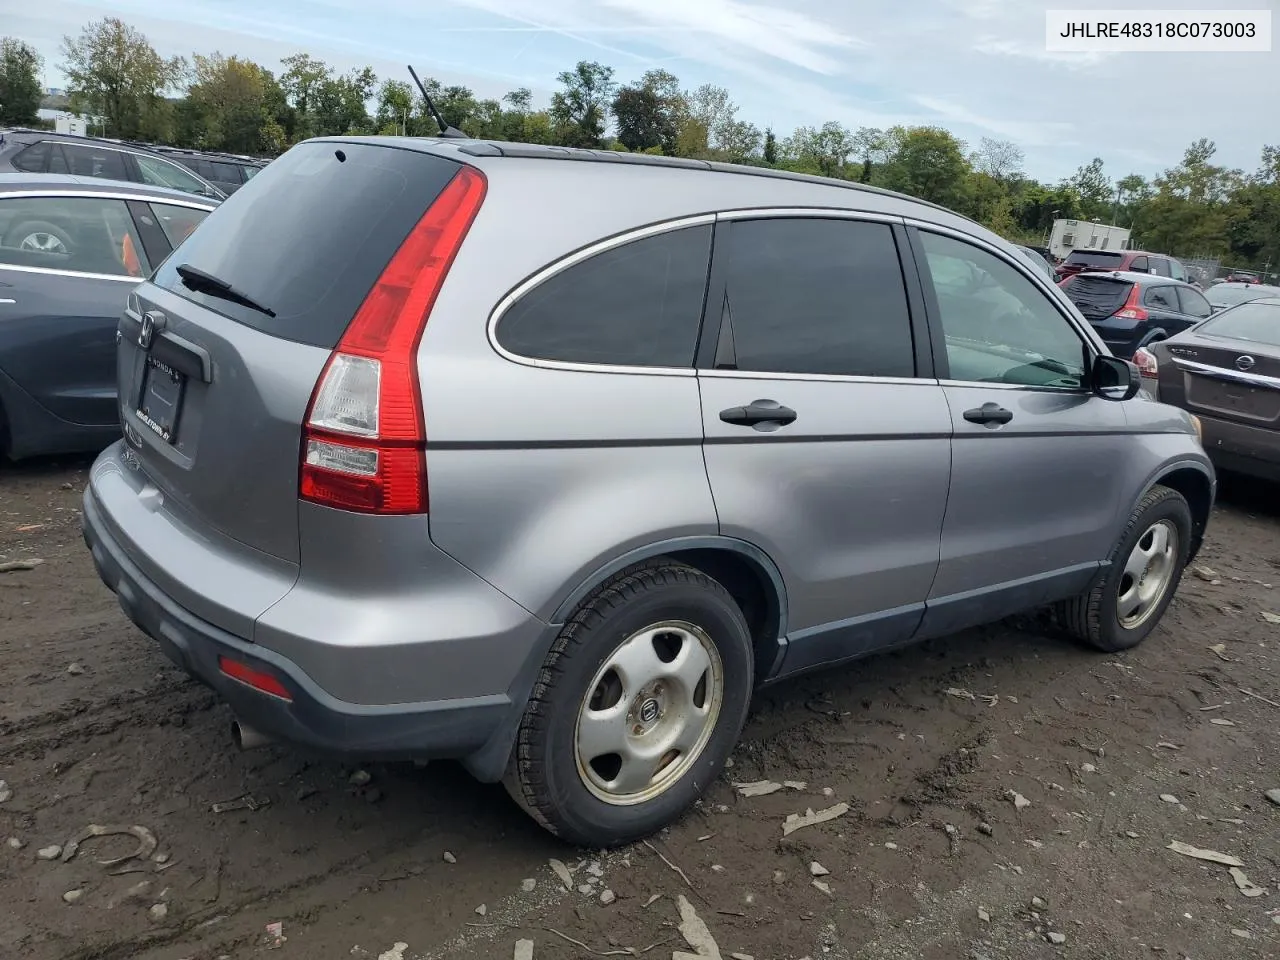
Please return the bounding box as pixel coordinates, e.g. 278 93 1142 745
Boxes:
145 147 267 195
1059 270 1214 359
1056 248 1188 284
83 137 1214 847
0 130 225 200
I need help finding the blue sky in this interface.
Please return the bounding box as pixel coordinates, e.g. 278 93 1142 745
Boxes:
9 0 1278 183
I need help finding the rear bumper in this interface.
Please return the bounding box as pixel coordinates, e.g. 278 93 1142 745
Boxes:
82 455 549 769
1198 414 1280 481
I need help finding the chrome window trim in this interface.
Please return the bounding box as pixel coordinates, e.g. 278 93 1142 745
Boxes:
486 208 909 379
1172 356 1280 390
486 213 715 378
0 263 142 283
33 139 222 194
0 189 216 210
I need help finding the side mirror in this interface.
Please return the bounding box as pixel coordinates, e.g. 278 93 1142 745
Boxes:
1092 353 1141 401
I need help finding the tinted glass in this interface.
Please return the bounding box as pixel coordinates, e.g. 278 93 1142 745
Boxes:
152 142 462 348
242 165 260 180
1066 250 1124 267
1064 274 1132 320
496 225 711 367
720 218 914 377
1208 283 1280 308
1196 301 1280 346
1144 286 1178 311
61 143 129 181
149 202 211 248
1129 256 1149 271
134 154 215 197
1169 259 1186 281
210 161 241 181
1177 286 1211 319
921 231 1086 388
1151 258 1172 277
10 142 50 172
0 195 148 277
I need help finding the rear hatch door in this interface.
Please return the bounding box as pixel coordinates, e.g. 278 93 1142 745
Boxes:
116 140 464 568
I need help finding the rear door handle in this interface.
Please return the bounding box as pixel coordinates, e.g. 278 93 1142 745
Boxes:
719 400 797 427
963 402 1013 425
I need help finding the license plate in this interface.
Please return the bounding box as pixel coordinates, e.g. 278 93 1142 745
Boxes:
136 357 185 443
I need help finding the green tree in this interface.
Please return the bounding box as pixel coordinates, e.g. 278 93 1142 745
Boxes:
181 53 286 153
971 137 1024 182
783 122 854 178
279 52 331 140
762 127 778 166
60 17 185 139
0 37 43 126
551 60 615 148
611 69 682 154
374 79 417 136
878 126 971 208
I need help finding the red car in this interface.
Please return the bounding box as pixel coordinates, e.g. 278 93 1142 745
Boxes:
1055 249 1190 285
1224 270 1260 284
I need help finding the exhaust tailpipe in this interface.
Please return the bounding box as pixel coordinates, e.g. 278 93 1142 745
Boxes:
231 719 271 751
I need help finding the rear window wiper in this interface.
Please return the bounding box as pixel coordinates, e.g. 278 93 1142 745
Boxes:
176 263 276 318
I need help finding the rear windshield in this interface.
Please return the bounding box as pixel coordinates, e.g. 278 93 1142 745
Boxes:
1197 300 1280 346
150 141 461 348
1208 284 1280 308
1064 274 1133 320
1065 250 1124 267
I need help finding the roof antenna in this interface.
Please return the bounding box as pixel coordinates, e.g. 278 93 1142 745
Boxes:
408 65 468 139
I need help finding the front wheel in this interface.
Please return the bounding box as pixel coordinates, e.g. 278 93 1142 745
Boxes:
504 561 754 847
1056 485 1192 652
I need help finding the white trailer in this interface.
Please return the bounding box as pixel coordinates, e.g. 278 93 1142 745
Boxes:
1048 219 1131 260
54 115 88 137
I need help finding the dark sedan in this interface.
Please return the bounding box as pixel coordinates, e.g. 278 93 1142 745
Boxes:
1059 270 1213 360
1138 298 1280 481
0 174 217 460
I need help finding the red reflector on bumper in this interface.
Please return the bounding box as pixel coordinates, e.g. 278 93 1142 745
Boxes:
218 655 292 702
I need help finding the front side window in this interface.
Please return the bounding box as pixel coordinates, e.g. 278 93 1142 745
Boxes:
60 143 129 182
717 217 916 378
920 230 1087 389
1151 258 1172 277
0 195 149 277
495 224 712 368
1169 259 1186 282
1145 286 1178 311
134 154 216 197
1130 256 1149 272
149 202 211 248
242 165 261 180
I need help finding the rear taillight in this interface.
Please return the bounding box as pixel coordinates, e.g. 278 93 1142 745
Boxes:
300 165 486 514
1133 346 1158 378
1115 284 1148 321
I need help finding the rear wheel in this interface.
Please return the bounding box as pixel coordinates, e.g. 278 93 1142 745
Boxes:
1056 485 1192 652
504 561 754 847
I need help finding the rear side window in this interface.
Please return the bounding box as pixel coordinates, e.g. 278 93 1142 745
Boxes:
1177 285 1211 319
719 218 915 378
11 142 50 172
1064 275 1132 320
151 142 463 348
0 195 148 277
210 161 241 181
496 225 712 367
61 143 129 181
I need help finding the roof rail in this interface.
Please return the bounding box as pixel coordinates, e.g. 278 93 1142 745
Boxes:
450 139 972 223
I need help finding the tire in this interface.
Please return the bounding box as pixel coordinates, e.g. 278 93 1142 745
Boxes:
1056 485 1192 652
504 561 754 847
6 220 74 257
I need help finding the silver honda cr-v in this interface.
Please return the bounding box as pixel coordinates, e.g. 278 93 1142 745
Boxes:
83 136 1214 847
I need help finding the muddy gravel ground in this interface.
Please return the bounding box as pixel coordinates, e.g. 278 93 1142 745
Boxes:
2 457 1279 960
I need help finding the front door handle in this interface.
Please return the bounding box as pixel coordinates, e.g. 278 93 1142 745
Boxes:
719 399 797 427
963 402 1013 426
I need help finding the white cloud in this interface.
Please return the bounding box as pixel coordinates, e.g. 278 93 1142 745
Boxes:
13 0 1276 183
